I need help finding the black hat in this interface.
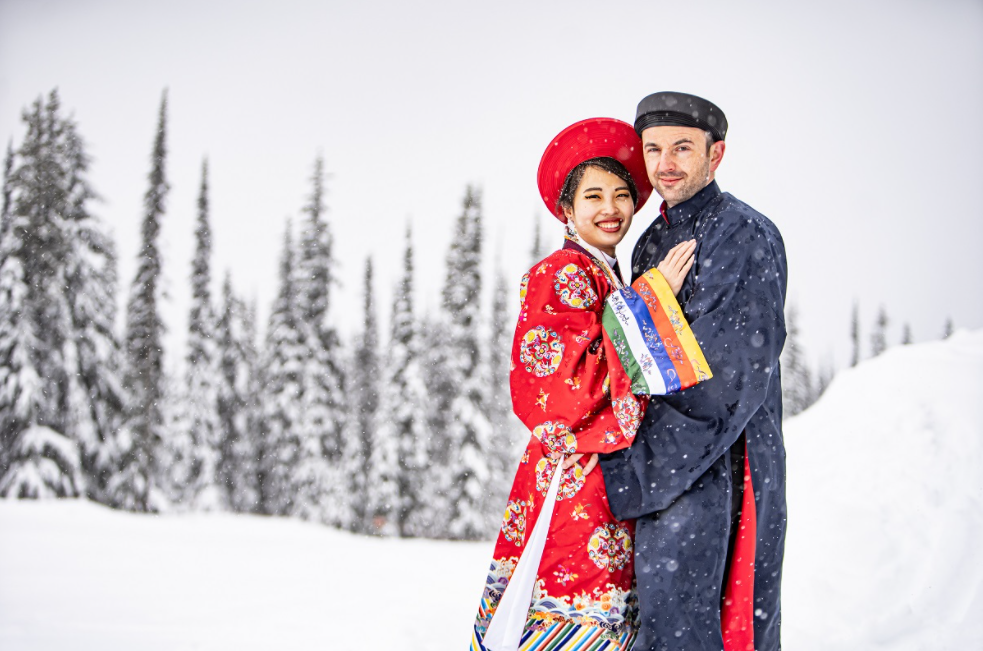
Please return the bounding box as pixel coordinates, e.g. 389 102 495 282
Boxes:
634 92 727 142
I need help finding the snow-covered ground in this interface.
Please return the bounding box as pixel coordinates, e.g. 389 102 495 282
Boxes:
2 330 981 650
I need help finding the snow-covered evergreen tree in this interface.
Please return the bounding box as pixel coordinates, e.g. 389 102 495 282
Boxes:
1 140 13 238
530 213 544 265
0 90 122 499
943 318 954 339
116 90 170 512
850 302 861 368
781 304 815 419
485 263 520 511
292 157 348 526
871 306 889 358
442 186 494 540
259 222 304 516
901 323 913 345
178 159 222 509
215 273 261 512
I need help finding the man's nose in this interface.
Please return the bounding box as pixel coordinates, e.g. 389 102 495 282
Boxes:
655 151 675 172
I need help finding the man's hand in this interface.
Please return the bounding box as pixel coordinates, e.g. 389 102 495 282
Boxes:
656 239 696 296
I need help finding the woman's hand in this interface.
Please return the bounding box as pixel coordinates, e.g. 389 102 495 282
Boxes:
656 239 696 297
560 452 599 476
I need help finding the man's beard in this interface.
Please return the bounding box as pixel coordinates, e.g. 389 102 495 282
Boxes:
655 157 712 207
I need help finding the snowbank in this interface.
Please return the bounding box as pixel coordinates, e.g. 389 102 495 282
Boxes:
783 329 983 650
2 331 981 650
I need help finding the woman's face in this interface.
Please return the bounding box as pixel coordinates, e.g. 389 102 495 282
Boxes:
562 166 634 257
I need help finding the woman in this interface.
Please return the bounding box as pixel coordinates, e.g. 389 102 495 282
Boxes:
470 118 697 651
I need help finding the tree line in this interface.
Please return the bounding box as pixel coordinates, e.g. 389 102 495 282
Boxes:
0 89 523 540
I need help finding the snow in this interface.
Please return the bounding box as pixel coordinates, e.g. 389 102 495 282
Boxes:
2 330 982 650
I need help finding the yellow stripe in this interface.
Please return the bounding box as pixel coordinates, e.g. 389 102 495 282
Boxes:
640 270 712 381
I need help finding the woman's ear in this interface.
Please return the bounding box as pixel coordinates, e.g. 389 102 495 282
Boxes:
562 205 574 223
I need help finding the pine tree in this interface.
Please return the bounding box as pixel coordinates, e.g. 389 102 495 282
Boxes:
816 357 835 399
943 318 954 339
901 323 913 345
259 222 304 516
0 91 122 499
292 157 348 526
116 90 170 512
850 302 860 367
486 263 520 510
179 159 222 509
443 186 494 540
781 304 815 419
354 257 391 534
871 306 889 357
215 273 261 512
530 213 545 265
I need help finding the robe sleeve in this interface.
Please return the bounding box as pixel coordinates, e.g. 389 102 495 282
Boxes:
511 253 643 457
599 213 787 519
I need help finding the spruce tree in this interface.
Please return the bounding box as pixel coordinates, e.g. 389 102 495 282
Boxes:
850 302 860 367
215 273 261 512
116 90 170 511
293 157 348 526
443 185 494 540
180 159 222 508
871 306 889 357
781 304 815 419
530 212 545 265
943 318 954 339
486 263 519 510
378 228 432 537
901 323 913 345
0 91 122 499
259 222 304 516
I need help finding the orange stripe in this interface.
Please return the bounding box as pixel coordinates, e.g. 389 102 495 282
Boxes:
634 274 698 388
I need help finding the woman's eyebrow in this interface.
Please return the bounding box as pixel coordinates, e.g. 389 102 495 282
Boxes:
580 187 603 193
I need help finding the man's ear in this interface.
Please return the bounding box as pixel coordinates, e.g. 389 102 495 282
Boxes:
709 141 726 173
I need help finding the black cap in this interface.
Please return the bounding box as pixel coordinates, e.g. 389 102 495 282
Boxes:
634 92 727 142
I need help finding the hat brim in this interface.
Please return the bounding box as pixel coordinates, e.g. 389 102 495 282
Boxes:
537 118 653 222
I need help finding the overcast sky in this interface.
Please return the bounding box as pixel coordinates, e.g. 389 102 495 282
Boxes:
1 0 981 376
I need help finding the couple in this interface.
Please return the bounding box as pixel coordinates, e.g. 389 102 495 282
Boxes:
471 93 788 651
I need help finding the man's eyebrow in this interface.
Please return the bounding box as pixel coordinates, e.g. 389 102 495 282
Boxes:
673 138 695 146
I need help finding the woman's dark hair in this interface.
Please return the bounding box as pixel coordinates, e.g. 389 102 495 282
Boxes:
556 156 638 213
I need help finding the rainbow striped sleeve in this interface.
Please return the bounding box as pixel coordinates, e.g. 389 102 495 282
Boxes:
602 269 712 395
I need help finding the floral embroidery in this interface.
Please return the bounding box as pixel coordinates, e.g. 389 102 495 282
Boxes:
536 262 549 275
553 263 598 310
588 523 633 572
535 457 558 495
574 330 591 344
520 326 564 377
533 421 577 455
554 565 579 586
518 272 530 308
536 389 550 412
520 449 530 464
501 499 529 546
565 376 581 391
603 430 622 446
612 395 642 439
556 464 586 500
572 503 590 520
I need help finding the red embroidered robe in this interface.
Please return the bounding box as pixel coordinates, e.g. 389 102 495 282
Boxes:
472 245 644 650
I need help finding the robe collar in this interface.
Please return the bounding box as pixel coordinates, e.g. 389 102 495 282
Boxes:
660 180 721 228
562 237 624 288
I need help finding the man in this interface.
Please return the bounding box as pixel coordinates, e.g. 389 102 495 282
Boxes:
599 92 788 651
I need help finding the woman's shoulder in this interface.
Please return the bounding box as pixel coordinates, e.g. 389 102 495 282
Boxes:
526 247 603 279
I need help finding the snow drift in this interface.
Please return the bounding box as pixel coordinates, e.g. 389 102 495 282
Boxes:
1 330 981 650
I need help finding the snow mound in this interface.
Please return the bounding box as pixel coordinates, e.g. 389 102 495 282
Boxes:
783 329 983 651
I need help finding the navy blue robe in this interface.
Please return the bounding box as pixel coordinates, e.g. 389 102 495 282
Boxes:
599 180 788 651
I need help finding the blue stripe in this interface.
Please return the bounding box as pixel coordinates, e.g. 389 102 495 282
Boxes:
620 287 681 393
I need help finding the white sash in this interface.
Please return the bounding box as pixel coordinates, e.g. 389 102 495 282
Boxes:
482 460 563 651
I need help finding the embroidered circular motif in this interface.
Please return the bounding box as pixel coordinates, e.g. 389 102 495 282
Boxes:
556 464 586 501
588 523 633 572
612 395 642 440
518 272 530 308
520 326 564 377
553 264 598 310
501 500 527 545
534 457 558 495
532 421 577 455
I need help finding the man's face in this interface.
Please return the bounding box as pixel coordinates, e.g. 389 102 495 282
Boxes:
641 126 725 207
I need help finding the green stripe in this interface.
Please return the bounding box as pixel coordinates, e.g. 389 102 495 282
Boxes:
602 302 648 394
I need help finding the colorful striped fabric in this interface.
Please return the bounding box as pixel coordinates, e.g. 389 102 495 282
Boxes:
602 269 712 395
473 618 636 651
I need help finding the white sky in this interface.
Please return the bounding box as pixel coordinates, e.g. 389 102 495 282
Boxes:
1 0 981 375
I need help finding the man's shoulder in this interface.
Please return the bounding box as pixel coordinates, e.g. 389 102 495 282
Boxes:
702 192 783 245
